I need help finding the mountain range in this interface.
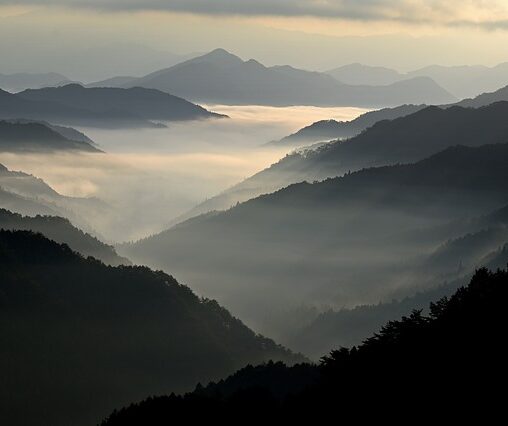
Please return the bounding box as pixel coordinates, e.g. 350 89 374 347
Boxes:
176 100 508 224
0 72 71 92
326 62 508 99
288 202 508 359
0 230 302 426
271 104 426 147
273 82 508 148
0 84 223 128
94 49 456 107
121 142 508 342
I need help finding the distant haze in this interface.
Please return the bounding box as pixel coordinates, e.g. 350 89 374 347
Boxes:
2 5 508 81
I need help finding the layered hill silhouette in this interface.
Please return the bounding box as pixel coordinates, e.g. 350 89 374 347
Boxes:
1 84 222 128
455 84 508 108
289 203 508 359
0 209 129 266
271 104 426 147
0 71 70 92
0 230 302 426
101 266 508 423
407 62 508 99
326 62 508 99
179 101 508 223
5 118 95 145
326 63 406 86
273 82 508 148
105 49 455 107
0 162 110 235
122 143 508 342
0 120 100 152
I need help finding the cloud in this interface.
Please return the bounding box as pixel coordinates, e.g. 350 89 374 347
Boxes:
1 0 508 29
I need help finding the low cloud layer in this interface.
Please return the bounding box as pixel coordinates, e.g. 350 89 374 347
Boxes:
1 1 508 29
0 105 365 242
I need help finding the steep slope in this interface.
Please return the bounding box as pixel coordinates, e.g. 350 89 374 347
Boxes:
122 143 508 340
182 102 508 222
0 120 100 152
123 49 455 107
0 230 302 426
101 267 508 423
0 209 129 266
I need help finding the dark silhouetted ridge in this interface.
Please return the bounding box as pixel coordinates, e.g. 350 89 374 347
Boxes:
0 230 303 426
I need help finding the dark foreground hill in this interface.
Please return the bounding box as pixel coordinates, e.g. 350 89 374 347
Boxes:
0 231 301 426
0 209 128 266
101 266 508 423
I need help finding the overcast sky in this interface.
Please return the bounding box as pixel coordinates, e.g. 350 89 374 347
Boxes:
1 1 508 81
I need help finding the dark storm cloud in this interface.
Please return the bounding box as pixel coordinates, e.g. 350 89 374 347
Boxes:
0 0 503 27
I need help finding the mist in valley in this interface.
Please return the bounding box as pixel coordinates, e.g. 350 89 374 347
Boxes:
0 105 367 242
3 4 508 423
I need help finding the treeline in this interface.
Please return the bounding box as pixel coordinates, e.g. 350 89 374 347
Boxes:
102 265 508 423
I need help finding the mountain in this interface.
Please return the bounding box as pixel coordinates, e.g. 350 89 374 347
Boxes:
0 230 302 426
273 82 508 148
407 63 508 99
288 203 508 359
0 186 59 217
454 84 508 109
4 118 96 145
101 267 508 423
0 209 129 266
116 49 455 107
1 84 222 128
325 63 405 86
121 143 508 342
272 104 426 147
0 120 100 152
0 72 70 92
17 84 225 122
324 62 508 99
0 162 110 235
86 76 138 88
180 101 508 223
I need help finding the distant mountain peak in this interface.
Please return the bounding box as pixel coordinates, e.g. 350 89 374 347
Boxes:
192 48 243 67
